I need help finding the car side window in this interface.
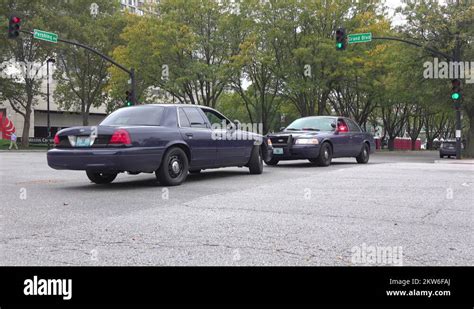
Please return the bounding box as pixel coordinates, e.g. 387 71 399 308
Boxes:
345 119 361 132
182 107 207 128
178 108 191 127
201 108 230 127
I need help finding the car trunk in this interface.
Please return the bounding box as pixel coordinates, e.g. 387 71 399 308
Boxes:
56 126 116 148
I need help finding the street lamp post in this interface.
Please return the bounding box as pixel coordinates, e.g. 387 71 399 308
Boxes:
46 58 55 149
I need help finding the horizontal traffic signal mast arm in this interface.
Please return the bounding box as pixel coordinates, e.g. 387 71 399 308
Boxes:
19 28 137 105
371 36 453 61
20 29 131 75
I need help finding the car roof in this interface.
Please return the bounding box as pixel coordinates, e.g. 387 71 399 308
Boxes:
292 116 342 120
141 103 214 109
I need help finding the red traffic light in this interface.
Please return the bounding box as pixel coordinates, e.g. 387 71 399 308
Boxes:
8 15 22 39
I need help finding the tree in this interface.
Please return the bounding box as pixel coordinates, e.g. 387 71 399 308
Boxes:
397 0 474 156
49 0 125 125
110 0 239 108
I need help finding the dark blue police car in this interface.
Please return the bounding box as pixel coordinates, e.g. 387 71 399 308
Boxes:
47 104 271 186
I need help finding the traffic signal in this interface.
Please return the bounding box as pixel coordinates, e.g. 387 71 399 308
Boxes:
8 15 21 39
125 91 133 107
335 28 346 51
451 79 461 101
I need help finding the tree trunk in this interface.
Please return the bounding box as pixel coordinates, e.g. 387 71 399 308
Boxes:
388 138 395 151
411 138 417 151
21 109 31 147
426 138 434 150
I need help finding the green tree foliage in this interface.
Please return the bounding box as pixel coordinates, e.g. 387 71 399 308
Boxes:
47 0 125 125
398 0 474 155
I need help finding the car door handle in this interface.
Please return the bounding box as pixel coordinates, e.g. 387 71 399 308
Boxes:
185 133 193 138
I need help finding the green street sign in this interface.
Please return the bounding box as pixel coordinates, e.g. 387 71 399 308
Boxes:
33 29 58 43
348 32 372 44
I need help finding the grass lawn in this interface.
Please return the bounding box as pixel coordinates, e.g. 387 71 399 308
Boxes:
0 139 49 150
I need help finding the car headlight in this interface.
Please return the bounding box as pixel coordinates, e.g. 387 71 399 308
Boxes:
295 138 319 145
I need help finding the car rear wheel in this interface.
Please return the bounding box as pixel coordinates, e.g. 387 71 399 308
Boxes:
356 143 370 164
86 171 117 184
156 147 189 186
315 142 332 167
264 157 279 166
248 146 263 174
440 154 444 158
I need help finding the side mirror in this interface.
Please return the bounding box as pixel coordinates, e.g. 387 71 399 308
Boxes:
331 123 337 129
279 127 286 131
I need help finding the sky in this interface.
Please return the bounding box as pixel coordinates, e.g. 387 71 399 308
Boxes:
384 0 406 26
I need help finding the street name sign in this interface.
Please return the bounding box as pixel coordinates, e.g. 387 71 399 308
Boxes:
348 32 372 44
33 29 58 43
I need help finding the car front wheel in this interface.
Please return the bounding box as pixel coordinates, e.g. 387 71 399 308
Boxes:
86 171 117 184
315 142 332 167
156 147 189 186
356 143 370 164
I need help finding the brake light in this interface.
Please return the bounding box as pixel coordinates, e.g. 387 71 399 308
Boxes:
54 134 60 145
338 125 348 133
110 129 131 145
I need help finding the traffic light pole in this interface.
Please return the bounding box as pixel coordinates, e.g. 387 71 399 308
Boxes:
454 47 462 159
20 29 138 106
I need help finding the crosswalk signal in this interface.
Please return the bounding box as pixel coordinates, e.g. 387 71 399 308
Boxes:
335 28 346 51
8 15 22 39
451 79 461 101
125 91 134 107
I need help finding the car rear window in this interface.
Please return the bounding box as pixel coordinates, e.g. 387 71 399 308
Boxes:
101 106 165 126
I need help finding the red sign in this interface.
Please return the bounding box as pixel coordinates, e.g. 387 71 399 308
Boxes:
0 113 16 140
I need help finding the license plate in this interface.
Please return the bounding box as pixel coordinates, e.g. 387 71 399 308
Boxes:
273 148 284 155
76 136 91 147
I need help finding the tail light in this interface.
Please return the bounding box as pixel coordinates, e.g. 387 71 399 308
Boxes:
54 133 60 145
109 129 131 145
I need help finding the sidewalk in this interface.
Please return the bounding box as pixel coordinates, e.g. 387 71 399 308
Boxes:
434 159 474 165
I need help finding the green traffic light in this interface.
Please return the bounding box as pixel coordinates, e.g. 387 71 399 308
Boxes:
336 43 343 49
126 101 132 106
451 93 461 100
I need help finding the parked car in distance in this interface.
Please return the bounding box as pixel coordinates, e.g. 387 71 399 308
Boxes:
266 116 375 166
439 140 462 158
47 104 271 186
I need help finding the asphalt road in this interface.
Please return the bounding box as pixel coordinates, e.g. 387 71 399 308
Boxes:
0 150 472 266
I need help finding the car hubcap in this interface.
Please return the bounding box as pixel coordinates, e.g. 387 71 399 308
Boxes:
324 149 329 160
169 155 182 178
